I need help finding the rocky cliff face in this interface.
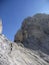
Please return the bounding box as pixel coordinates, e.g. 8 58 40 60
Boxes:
14 13 49 63
14 14 49 50
0 34 49 65
1 13 49 65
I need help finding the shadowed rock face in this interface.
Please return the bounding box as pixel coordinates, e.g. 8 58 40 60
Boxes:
14 13 49 55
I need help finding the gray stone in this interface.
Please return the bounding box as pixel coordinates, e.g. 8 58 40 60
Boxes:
0 34 49 65
14 13 49 63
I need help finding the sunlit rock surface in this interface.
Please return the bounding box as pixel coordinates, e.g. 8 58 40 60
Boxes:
0 34 49 65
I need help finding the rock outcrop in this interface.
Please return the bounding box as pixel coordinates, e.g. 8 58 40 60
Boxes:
14 13 49 63
14 13 49 50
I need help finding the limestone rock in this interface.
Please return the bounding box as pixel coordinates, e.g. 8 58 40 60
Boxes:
0 34 49 65
14 29 23 43
14 13 49 50
14 13 49 62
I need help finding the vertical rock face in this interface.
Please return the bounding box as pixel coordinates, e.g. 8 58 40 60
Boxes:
14 13 49 59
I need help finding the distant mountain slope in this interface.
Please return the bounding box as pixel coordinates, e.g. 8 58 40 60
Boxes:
14 13 49 63
0 34 49 65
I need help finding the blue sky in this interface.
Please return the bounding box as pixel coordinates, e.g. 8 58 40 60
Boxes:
0 0 49 41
